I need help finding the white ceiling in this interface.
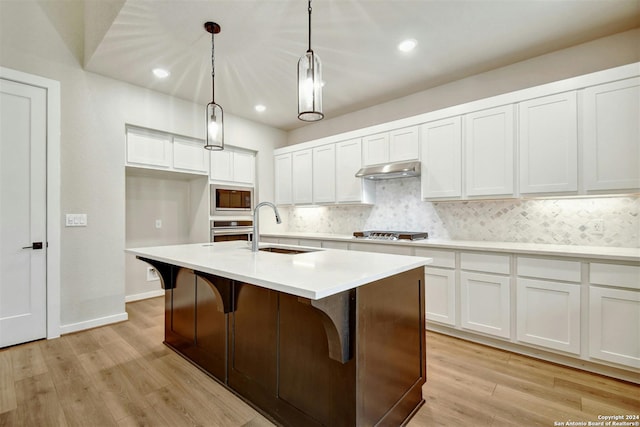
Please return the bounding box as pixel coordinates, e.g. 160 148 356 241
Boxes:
84 0 640 131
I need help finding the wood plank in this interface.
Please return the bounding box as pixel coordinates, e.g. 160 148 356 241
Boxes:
14 372 68 427
55 372 118 426
10 341 47 381
0 350 16 414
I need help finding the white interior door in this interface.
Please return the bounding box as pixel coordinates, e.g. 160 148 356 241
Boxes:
0 78 47 348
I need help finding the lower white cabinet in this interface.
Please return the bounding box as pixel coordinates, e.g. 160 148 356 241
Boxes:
460 271 511 339
516 278 581 354
589 286 640 368
424 267 456 326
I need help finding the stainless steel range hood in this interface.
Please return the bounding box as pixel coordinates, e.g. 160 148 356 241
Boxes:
355 161 420 180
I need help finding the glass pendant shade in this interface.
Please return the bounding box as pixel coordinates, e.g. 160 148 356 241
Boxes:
297 50 323 121
205 101 224 150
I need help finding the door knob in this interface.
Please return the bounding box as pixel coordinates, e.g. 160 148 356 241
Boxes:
22 242 43 250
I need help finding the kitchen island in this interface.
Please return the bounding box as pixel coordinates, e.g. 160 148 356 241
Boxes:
127 241 431 427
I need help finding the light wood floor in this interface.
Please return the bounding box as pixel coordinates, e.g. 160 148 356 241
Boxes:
1 297 638 426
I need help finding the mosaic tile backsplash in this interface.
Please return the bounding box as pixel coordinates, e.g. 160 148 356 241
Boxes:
283 177 640 248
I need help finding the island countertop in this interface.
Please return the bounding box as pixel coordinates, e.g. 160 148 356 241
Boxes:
126 241 432 300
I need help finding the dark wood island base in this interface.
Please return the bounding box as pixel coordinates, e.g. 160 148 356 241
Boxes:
139 257 425 427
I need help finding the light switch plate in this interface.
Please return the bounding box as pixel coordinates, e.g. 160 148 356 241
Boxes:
65 213 87 227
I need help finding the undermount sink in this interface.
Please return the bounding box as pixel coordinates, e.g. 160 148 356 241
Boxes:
258 246 321 255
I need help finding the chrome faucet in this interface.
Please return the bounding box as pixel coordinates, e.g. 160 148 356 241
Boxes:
252 201 282 252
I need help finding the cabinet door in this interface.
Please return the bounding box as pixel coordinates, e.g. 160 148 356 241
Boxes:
336 139 364 203
362 133 389 166
173 136 208 174
210 149 233 182
589 286 640 368
421 117 462 199
312 145 336 203
516 278 580 354
519 92 578 194
389 126 419 162
583 78 640 192
233 151 255 185
425 267 456 326
460 271 511 338
465 105 515 197
126 128 172 168
292 149 313 204
274 153 293 205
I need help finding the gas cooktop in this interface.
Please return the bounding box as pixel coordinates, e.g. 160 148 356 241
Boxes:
353 231 428 241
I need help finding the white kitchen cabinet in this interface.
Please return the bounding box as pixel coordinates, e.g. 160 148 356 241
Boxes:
210 148 255 185
518 92 578 195
292 149 313 205
464 105 515 197
460 271 511 339
348 242 412 255
274 153 293 205
362 133 389 166
516 278 581 354
583 77 640 192
389 126 420 162
173 136 209 174
362 126 419 166
421 117 462 199
415 248 456 326
589 286 640 368
312 145 336 204
336 139 375 204
424 267 456 326
126 128 172 168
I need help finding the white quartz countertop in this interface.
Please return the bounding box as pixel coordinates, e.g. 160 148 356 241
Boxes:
261 232 640 262
126 241 432 300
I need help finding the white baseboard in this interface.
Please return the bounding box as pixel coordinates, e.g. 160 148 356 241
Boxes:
125 289 165 303
60 312 129 335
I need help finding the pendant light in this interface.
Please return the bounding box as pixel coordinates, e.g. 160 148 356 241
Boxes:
297 0 323 122
204 21 224 150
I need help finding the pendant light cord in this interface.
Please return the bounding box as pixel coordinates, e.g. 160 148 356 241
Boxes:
307 0 312 53
211 30 216 102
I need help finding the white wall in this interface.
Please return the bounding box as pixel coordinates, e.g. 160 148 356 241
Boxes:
288 28 640 145
0 0 286 331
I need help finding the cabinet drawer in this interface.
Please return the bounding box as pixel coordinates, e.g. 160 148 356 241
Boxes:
460 252 510 275
517 257 581 283
415 248 455 269
298 239 322 248
590 263 640 290
321 241 349 250
348 243 412 256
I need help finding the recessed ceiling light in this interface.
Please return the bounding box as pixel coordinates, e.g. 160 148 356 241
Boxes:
255 104 266 112
152 68 170 78
397 39 417 53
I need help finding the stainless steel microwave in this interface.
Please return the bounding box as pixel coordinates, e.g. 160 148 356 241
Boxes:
210 185 254 216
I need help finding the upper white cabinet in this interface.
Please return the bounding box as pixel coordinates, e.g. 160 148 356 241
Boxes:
335 139 374 204
421 117 462 199
362 133 389 166
173 136 209 174
582 77 640 192
389 126 420 162
126 128 172 169
362 126 419 166
125 127 208 176
274 153 293 205
518 92 578 195
312 145 336 204
210 147 255 185
464 105 515 198
292 149 313 204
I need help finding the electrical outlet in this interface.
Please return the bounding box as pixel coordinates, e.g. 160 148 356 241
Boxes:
155 219 162 229
146 267 160 281
591 219 604 236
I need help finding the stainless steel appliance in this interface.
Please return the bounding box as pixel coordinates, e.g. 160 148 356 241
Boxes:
210 184 253 216
353 230 428 241
211 220 253 242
